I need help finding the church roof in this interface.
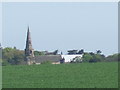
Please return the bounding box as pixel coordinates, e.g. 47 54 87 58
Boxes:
35 55 62 63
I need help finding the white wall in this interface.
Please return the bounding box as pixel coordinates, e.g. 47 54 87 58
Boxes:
61 54 83 62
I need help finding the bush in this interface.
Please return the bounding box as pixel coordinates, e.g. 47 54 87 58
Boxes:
89 59 97 63
2 60 11 66
82 53 93 62
105 54 119 62
70 56 82 63
41 61 52 64
82 53 105 63
2 47 25 65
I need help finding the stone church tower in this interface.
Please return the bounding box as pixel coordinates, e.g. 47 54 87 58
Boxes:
25 27 35 65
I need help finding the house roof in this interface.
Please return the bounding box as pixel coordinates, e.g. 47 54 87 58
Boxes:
35 55 62 63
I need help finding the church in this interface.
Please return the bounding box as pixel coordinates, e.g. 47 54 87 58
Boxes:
24 27 83 65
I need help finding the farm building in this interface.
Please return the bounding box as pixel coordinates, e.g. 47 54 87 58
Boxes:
61 54 83 63
35 55 62 64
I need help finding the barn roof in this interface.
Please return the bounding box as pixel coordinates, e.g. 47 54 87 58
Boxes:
35 55 62 63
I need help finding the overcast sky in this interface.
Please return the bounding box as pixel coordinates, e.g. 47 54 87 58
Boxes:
2 2 118 56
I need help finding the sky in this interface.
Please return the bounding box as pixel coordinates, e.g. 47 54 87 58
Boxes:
2 2 118 56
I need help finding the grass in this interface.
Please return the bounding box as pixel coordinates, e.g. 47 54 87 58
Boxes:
2 62 118 88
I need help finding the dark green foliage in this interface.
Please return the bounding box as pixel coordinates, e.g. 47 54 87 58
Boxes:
34 51 45 56
2 47 119 65
119 54 120 61
2 62 118 88
82 52 105 63
92 54 105 62
2 47 25 65
82 52 119 63
96 50 102 54
82 53 93 62
41 60 52 64
1 60 10 66
67 49 84 55
70 56 82 63
60 58 65 64
105 53 119 62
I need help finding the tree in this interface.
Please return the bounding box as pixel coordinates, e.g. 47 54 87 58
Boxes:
96 50 102 54
105 53 119 62
34 51 41 56
82 53 93 62
118 54 120 61
34 51 45 56
77 49 84 54
12 50 25 64
70 56 82 63
41 61 52 64
91 54 105 62
82 52 105 63
2 47 25 65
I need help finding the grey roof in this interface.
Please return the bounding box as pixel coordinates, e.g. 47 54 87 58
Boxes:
35 55 62 63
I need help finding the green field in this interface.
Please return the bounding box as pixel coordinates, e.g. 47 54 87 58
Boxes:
2 62 118 88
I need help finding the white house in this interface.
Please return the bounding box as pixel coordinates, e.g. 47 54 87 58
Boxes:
61 54 83 62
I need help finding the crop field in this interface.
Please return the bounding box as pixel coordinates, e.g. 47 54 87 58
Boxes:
2 62 118 88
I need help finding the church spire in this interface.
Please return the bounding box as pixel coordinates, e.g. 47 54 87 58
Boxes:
26 26 32 49
25 26 35 65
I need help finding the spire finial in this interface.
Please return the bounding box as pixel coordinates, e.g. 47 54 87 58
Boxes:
28 26 29 32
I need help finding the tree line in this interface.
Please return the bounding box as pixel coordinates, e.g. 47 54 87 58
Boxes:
1 47 120 66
